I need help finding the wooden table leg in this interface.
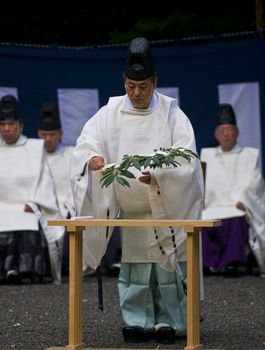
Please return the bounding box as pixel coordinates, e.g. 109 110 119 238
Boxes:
184 227 203 350
66 229 85 350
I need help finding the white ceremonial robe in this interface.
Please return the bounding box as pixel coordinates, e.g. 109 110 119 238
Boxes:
70 93 204 274
0 135 64 283
45 145 76 218
201 145 265 274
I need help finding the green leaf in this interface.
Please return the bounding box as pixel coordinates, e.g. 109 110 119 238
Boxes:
116 176 130 188
152 155 161 166
121 156 133 170
170 160 181 167
101 174 115 187
120 170 136 179
100 170 116 181
103 166 115 174
133 159 141 170
143 157 151 168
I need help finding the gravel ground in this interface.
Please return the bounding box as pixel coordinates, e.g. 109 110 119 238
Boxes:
0 270 265 350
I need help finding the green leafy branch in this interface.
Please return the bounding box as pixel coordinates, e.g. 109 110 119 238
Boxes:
100 147 199 188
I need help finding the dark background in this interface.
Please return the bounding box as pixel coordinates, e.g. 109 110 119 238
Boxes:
0 0 263 46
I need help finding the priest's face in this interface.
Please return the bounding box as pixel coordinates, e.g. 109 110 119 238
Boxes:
124 76 157 109
38 129 62 153
0 120 23 144
214 124 239 152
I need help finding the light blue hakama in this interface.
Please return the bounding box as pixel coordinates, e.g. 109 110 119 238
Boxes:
118 262 187 332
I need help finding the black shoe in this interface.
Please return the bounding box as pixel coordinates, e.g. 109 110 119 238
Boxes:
155 326 176 344
224 265 239 277
30 273 45 284
122 326 155 343
203 267 212 276
105 265 120 277
6 271 21 285
176 330 187 338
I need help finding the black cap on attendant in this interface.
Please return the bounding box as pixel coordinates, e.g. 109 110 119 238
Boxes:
0 95 20 121
216 103 237 126
39 102 61 130
124 37 156 81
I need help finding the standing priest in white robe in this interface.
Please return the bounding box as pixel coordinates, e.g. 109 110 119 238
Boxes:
201 103 265 277
0 95 64 284
70 37 203 344
38 101 76 275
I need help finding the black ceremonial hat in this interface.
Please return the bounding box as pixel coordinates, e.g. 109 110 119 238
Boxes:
216 103 237 126
0 95 20 121
124 37 156 81
39 102 61 130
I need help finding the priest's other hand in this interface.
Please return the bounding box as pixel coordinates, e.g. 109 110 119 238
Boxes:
139 171 151 185
88 156 105 170
24 204 34 213
236 201 246 212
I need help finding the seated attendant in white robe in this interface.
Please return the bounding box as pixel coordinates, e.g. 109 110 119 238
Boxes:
70 38 203 344
38 102 76 219
0 95 64 284
201 103 265 277
38 101 76 275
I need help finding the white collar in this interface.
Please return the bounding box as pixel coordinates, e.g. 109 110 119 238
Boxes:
0 134 27 147
216 144 242 155
125 91 159 110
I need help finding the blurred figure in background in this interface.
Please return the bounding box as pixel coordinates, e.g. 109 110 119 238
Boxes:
0 95 64 284
38 102 76 275
201 103 265 277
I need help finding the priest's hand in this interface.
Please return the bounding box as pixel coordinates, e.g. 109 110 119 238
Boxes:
24 204 34 213
236 201 246 212
88 156 105 170
139 171 151 185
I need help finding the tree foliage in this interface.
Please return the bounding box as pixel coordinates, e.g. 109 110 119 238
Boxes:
0 0 261 46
